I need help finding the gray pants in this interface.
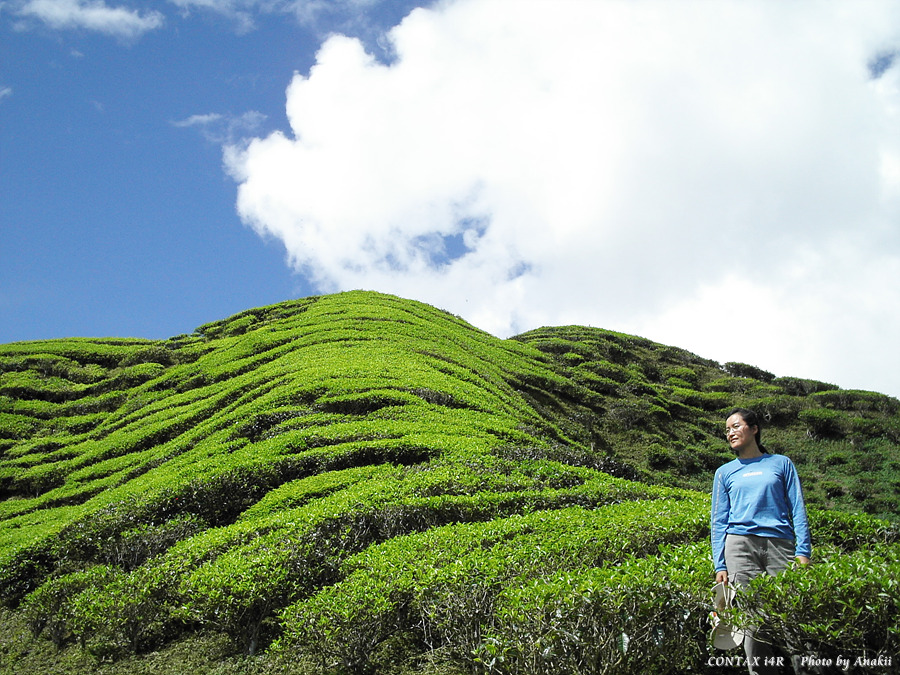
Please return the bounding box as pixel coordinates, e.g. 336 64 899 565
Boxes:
725 534 794 675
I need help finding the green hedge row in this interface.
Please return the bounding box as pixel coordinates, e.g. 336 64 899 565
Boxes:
2 290 899 673
17 461 688 657
727 543 900 672
481 541 713 675
276 495 707 671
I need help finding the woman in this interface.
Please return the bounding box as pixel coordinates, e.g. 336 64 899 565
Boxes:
711 408 811 674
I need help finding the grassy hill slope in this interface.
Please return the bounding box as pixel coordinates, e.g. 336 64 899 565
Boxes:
0 291 898 674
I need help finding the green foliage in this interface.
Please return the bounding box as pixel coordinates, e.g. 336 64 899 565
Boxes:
740 395 805 425
811 389 900 414
799 408 849 439
724 362 775 383
729 544 900 669
704 376 757 394
20 565 118 649
276 495 707 672
773 376 838 397
0 411 40 439
67 564 177 657
669 387 729 412
0 290 897 674
807 508 900 550
663 366 700 386
480 541 713 675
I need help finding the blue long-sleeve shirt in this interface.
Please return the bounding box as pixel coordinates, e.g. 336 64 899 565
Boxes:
711 453 811 572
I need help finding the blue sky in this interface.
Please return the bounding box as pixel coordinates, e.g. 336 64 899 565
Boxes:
1 0 427 339
2 0 900 399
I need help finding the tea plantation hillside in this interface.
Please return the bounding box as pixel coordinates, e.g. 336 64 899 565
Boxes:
1 291 898 675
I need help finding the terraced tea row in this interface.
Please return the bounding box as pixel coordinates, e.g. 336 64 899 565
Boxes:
1 291 898 674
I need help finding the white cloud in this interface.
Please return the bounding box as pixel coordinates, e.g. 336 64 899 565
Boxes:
167 0 383 33
225 0 900 398
167 0 257 33
0 86 12 103
16 0 164 39
173 111 267 144
172 112 226 128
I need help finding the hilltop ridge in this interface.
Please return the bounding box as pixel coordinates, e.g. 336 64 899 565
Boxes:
1 291 898 674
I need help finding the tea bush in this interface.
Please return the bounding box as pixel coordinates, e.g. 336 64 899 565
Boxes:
480 541 713 675
20 564 119 649
799 408 849 440
1 290 898 674
774 376 838 397
729 543 900 671
277 495 706 671
724 362 775 383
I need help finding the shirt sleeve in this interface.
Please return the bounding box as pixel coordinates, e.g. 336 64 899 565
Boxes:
711 468 730 571
783 458 812 558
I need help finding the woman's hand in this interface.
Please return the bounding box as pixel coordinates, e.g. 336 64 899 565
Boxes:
716 570 728 584
796 555 810 566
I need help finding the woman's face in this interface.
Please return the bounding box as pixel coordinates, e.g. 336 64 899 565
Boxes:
725 413 757 453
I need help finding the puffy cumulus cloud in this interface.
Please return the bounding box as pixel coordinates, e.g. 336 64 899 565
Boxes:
14 0 164 39
225 0 900 397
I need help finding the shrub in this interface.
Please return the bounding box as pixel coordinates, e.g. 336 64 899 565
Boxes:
812 390 900 414
821 480 846 498
69 565 175 656
740 395 804 426
479 541 713 675
799 408 848 440
647 444 674 470
119 345 175 368
774 377 838 397
572 370 620 396
606 400 670 431
116 363 167 387
663 366 699 386
807 508 899 550
0 412 40 440
824 452 848 467
2 290 898 672
669 387 729 412
277 496 707 672
728 544 900 669
177 535 309 656
724 362 775 383
20 565 119 648
106 515 206 570
704 377 755 394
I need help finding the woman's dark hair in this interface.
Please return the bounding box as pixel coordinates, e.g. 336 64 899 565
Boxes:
726 407 767 453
